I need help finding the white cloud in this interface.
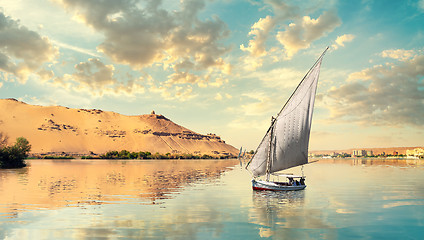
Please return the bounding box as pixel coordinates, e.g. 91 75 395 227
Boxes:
208 77 228 88
53 58 144 97
276 10 341 59
174 85 197 101
240 92 277 116
215 93 223 101
381 49 416 61
240 16 276 57
324 51 424 126
332 34 355 50
227 116 270 131
214 92 232 101
240 2 339 70
248 67 303 90
148 81 197 102
53 0 231 89
0 12 58 83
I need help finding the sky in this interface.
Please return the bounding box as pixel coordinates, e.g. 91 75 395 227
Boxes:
0 0 423 151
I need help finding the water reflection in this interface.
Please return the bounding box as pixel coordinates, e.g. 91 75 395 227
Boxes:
0 159 238 215
251 191 305 229
1 158 423 239
313 158 424 168
250 190 334 238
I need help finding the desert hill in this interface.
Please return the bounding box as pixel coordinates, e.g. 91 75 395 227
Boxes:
0 99 238 156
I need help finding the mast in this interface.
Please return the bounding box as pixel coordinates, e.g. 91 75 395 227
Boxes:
265 117 275 181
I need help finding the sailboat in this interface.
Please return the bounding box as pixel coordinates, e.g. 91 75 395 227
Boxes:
246 47 328 191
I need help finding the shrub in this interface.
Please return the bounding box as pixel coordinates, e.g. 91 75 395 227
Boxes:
0 137 31 169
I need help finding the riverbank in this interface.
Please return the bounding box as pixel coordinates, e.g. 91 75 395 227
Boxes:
28 150 236 160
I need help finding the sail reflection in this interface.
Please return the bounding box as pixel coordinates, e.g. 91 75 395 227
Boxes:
0 159 238 215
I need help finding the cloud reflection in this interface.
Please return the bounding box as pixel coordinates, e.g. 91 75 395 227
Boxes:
0 159 238 214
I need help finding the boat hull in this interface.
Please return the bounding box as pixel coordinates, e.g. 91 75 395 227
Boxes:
252 179 306 191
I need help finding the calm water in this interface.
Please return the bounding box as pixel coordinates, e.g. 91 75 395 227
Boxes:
1 158 424 239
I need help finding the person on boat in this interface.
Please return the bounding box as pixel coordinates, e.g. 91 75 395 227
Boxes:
300 178 305 185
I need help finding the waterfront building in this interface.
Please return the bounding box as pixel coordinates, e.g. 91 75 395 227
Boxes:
352 149 367 157
406 148 424 157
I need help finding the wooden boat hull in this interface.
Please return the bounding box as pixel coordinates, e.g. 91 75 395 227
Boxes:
252 179 306 191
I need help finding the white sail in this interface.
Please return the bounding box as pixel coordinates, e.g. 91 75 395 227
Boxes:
247 50 326 177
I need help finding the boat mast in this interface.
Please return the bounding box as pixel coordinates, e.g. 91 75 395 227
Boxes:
265 117 275 181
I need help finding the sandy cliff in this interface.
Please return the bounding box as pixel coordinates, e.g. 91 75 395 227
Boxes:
0 99 238 156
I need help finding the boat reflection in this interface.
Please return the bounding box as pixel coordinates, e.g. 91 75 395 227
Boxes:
0 159 238 216
250 188 334 238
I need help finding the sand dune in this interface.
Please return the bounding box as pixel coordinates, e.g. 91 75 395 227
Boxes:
0 99 238 156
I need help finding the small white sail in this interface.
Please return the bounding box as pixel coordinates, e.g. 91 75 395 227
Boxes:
247 49 326 177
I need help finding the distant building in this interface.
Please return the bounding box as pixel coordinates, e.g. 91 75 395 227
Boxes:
367 150 373 156
406 148 424 157
352 149 367 157
393 151 398 156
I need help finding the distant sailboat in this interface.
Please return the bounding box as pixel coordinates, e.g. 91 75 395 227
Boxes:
238 147 243 166
246 47 328 191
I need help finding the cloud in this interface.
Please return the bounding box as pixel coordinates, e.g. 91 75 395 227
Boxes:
227 116 270 131
214 92 232 101
148 81 197 102
324 50 424 126
208 77 228 88
165 71 200 87
276 10 341 59
248 67 304 90
240 2 339 70
240 92 277 116
53 0 231 87
215 93 223 101
53 58 144 96
174 85 196 101
0 12 58 83
240 16 276 57
332 34 355 50
381 49 416 61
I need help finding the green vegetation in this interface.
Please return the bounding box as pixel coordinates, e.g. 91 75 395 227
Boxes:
40 156 75 159
80 150 232 160
0 136 31 169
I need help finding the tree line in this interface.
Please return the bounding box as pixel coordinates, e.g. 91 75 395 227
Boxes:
83 150 232 160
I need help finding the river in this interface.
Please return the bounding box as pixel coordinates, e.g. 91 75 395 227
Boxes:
1 158 423 239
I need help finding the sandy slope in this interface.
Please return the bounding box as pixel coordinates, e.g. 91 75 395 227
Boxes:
0 99 238 156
